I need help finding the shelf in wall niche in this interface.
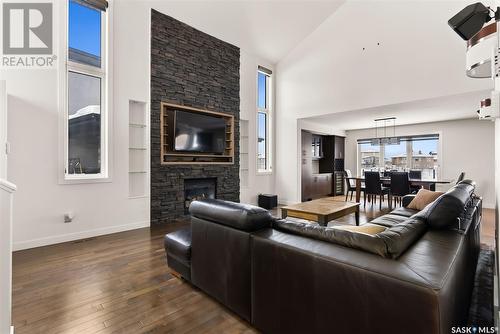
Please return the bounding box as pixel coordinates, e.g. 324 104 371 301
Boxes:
240 119 249 188
129 123 146 128
129 100 149 198
128 195 149 200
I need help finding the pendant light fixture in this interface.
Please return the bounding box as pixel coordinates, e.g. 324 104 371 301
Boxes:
371 117 400 146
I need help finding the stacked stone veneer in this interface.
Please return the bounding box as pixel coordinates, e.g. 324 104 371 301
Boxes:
150 10 240 224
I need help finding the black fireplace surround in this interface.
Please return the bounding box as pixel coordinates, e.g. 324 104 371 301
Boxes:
150 10 240 224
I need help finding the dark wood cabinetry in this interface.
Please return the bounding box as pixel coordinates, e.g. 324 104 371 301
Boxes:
318 136 334 172
302 131 345 201
301 131 313 201
335 136 344 159
312 135 323 159
309 173 332 200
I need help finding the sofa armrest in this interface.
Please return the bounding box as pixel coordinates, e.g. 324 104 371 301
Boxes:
402 195 415 208
189 199 273 231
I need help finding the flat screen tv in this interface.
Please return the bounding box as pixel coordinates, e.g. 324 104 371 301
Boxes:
174 110 226 154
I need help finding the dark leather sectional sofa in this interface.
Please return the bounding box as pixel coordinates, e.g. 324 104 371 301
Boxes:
164 180 482 334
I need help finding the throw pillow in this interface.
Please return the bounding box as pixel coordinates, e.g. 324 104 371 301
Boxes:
407 189 443 211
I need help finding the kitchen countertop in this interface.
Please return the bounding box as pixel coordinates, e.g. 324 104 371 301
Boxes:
311 173 333 176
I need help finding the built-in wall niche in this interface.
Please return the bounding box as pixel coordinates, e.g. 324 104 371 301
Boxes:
129 100 149 198
240 119 249 188
160 102 234 165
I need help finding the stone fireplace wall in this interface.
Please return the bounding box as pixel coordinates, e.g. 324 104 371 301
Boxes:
150 10 240 224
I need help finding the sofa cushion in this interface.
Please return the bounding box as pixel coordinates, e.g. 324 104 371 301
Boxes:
377 218 427 259
273 218 427 259
273 219 389 257
407 189 443 210
371 214 408 227
416 182 475 229
390 207 419 218
401 194 416 208
189 199 273 232
333 223 387 235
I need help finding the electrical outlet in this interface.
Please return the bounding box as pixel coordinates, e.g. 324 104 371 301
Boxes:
64 212 73 223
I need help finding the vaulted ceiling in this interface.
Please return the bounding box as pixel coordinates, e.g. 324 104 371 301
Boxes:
149 0 345 63
277 0 494 127
149 0 495 127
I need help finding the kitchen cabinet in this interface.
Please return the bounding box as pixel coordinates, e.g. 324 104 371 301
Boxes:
311 135 323 159
301 131 313 201
301 131 345 201
319 136 345 196
308 173 332 200
335 136 345 159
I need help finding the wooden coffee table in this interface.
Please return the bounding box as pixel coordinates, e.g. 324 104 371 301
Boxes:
281 197 360 226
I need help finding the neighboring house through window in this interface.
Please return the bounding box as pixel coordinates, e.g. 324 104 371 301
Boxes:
357 134 440 178
65 0 108 180
257 66 272 173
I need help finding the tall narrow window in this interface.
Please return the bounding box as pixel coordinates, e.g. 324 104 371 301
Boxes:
66 0 108 179
257 67 272 173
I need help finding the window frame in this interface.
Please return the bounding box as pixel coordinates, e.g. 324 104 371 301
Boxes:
256 69 272 174
61 0 111 183
356 133 441 178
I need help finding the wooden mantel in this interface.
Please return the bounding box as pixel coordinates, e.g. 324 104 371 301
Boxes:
160 102 235 165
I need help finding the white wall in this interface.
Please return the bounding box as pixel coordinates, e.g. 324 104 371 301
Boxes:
3 1 275 249
0 81 6 180
2 1 151 250
240 51 276 205
275 1 491 205
344 119 495 208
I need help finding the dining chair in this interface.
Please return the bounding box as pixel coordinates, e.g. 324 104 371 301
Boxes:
364 171 390 209
409 170 422 179
456 172 465 184
344 170 365 202
390 172 411 207
409 170 422 193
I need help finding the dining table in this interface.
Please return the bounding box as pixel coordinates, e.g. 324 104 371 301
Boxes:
347 176 453 203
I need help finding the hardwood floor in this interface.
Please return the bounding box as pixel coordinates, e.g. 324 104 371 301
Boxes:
12 197 495 333
12 221 255 334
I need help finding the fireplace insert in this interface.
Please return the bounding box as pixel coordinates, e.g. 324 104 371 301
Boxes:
184 178 217 214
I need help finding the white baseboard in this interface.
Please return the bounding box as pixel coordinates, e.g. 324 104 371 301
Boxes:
278 199 297 206
13 221 150 251
483 202 494 210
